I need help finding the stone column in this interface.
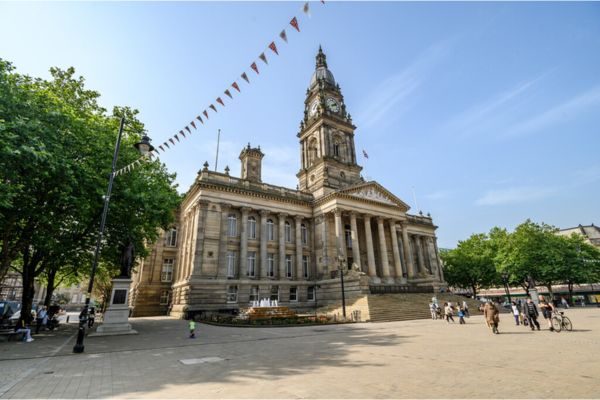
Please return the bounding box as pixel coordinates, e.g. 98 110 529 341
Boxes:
192 201 209 276
433 237 445 282
239 207 249 277
389 220 404 282
401 222 416 278
295 216 303 280
363 215 378 282
259 210 268 279
377 217 392 282
278 213 287 279
414 235 426 274
218 204 232 278
333 209 346 259
186 206 200 279
350 212 361 271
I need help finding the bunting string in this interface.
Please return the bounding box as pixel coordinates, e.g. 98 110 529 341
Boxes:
115 1 323 177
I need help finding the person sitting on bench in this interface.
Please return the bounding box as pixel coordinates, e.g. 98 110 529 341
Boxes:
15 318 34 342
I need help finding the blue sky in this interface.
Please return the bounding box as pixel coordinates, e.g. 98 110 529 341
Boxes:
1 1 599 248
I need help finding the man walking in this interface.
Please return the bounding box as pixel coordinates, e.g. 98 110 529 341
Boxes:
483 301 500 334
524 297 541 331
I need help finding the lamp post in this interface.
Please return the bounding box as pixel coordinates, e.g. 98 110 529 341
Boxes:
501 272 512 303
73 117 154 354
337 251 347 320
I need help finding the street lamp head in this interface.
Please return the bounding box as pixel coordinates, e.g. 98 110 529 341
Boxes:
134 133 155 156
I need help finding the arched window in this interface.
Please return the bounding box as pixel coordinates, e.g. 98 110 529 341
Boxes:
284 221 292 243
227 214 237 237
267 219 274 241
248 216 256 239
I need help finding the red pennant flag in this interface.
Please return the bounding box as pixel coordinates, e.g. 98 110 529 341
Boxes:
303 2 311 16
224 89 233 99
169 137 175 145
251 62 259 74
209 104 217 113
203 110 209 119
269 41 279 55
232 82 241 92
362 149 369 159
196 115 204 124
290 17 300 32
280 29 288 43
259 52 268 65
158 145 165 152
164 142 170 149
185 126 191 134
216 97 224 106
241 72 250 83
190 120 196 129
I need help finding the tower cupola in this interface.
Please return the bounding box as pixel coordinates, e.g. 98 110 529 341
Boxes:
239 143 264 182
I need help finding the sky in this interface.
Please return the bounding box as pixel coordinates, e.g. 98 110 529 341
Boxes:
1 1 599 249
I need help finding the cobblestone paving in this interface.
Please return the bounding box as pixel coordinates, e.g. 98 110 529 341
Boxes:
1 308 599 398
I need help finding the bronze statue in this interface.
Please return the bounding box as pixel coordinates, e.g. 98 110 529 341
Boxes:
119 240 135 278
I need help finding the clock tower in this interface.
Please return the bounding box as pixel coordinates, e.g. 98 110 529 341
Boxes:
297 47 363 198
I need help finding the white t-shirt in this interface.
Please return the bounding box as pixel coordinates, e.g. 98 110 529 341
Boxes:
511 305 519 315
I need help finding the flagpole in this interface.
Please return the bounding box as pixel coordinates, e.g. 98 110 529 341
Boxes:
412 186 420 212
215 129 221 172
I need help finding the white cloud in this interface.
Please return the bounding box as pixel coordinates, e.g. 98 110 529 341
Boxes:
475 186 559 206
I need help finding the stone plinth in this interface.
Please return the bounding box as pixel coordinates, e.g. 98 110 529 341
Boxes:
92 278 138 336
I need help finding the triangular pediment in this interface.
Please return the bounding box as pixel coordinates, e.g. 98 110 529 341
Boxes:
337 181 410 210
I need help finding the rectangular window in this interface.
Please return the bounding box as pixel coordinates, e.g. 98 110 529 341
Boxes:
227 251 236 278
159 290 170 305
345 226 352 249
267 220 274 241
267 253 275 277
301 224 308 245
248 217 257 239
161 258 174 282
247 251 256 277
289 286 298 302
270 286 279 302
249 286 259 303
285 222 292 242
227 286 238 303
165 228 177 247
302 255 309 279
228 214 237 237
307 286 315 302
285 255 293 278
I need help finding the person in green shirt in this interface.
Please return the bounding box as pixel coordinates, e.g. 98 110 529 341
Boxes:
189 319 196 339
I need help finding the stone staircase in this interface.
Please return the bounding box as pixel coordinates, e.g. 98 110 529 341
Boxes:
367 293 482 322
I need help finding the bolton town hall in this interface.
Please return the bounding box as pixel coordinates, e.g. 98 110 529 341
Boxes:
130 48 447 320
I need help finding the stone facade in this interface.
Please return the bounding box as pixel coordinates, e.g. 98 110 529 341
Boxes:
129 48 445 318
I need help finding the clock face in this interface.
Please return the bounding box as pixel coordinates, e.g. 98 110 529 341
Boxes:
309 101 319 116
326 98 340 113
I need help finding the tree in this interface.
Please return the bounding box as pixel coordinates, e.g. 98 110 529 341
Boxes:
558 234 600 304
440 233 498 298
0 60 180 323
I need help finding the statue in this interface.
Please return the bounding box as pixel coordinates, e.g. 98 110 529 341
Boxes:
119 240 135 278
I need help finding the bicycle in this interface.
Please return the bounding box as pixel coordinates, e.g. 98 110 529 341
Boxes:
551 311 572 332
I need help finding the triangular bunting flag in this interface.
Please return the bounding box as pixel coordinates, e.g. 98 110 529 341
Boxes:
259 52 268 65
224 89 233 99
180 130 186 138
190 120 196 129
233 82 241 92
251 62 259 74
203 110 209 119
321 0 325 4
169 138 175 145
303 2 311 17
216 97 225 106
159 145 165 152
269 41 279 55
280 29 288 43
185 126 191 134
174 134 180 142
290 17 300 32
241 72 249 83
209 104 217 112
196 115 204 124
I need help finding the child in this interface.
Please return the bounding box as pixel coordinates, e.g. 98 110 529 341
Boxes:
189 319 196 339
458 307 466 324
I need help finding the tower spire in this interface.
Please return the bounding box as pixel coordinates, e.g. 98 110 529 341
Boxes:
316 45 327 69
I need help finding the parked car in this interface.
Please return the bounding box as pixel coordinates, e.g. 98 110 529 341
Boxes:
0 301 21 329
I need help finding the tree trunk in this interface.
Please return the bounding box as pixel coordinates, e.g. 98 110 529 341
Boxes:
20 266 36 325
470 284 477 299
546 284 554 303
44 268 57 307
567 282 574 306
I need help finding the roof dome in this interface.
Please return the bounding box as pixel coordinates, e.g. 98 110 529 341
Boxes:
309 46 335 87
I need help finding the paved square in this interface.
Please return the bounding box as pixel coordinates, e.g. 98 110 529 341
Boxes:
1 308 599 398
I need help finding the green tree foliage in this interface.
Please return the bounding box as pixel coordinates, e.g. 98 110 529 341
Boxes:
0 60 180 321
440 233 498 298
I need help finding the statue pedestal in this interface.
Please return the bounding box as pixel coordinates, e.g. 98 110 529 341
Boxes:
91 278 138 336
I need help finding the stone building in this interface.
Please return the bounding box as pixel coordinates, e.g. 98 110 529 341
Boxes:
557 224 600 248
130 48 445 318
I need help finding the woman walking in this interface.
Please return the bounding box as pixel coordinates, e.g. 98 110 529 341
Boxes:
538 295 555 331
511 301 520 326
444 302 455 323
483 301 500 334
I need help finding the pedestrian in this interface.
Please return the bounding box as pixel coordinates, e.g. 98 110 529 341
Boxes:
538 295 555 331
444 302 455 323
511 301 520 326
483 300 500 334
35 306 47 334
458 307 466 324
462 300 470 318
523 297 540 331
560 296 569 309
188 319 196 339
15 318 34 342
429 302 437 320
